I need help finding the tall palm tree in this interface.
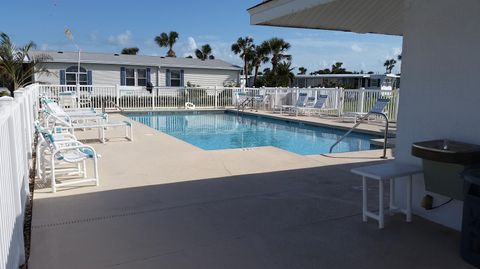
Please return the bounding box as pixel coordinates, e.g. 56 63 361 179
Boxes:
231 36 254 86
0 32 50 96
298 67 307 75
274 61 295 87
195 44 215 60
261 38 291 72
121 47 139 55
384 59 397 73
154 31 179 57
251 44 269 86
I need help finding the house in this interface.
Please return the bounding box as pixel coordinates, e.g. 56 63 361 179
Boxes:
249 0 480 231
292 73 400 90
30 50 241 87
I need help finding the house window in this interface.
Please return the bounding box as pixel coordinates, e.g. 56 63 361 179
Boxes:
137 69 147 86
66 66 88 85
125 68 135 86
170 70 181 86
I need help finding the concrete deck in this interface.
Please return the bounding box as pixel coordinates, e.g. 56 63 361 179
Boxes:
29 113 472 268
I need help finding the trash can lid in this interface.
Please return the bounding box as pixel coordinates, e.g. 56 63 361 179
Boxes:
462 168 480 185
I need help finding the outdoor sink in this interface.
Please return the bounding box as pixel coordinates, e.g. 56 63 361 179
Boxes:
412 139 480 165
412 139 480 200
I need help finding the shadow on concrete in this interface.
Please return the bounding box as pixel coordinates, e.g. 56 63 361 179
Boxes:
29 161 472 269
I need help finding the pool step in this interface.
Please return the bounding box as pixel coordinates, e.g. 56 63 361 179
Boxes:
370 138 396 148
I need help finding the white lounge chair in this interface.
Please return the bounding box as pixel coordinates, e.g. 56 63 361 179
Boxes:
291 94 328 116
275 93 308 114
343 98 390 123
45 111 133 143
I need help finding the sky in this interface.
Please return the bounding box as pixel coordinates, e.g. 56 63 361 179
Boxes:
0 0 402 73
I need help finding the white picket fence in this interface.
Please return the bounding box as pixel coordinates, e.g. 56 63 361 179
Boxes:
37 84 400 121
0 85 39 269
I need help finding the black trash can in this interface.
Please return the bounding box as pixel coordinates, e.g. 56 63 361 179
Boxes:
461 168 480 267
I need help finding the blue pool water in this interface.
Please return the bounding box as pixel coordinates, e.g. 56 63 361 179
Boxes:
125 111 379 155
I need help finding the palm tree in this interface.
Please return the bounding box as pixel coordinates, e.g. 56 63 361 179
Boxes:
231 36 254 86
384 59 397 73
121 47 139 55
274 61 295 87
251 44 269 86
298 67 307 75
154 31 179 57
0 32 50 96
261 38 291 72
195 44 215 60
331 62 347 74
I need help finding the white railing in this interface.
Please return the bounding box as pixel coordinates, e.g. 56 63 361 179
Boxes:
37 85 400 121
0 84 39 269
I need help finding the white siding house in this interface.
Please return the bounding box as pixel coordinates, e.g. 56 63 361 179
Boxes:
31 51 241 87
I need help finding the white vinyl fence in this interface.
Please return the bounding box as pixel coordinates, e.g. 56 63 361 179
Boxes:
0 85 39 269
37 84 400 121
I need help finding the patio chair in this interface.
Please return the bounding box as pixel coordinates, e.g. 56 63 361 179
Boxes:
343 98 390 123
38 129 99 193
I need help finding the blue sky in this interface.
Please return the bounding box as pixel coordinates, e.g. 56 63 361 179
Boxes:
1 0 402 73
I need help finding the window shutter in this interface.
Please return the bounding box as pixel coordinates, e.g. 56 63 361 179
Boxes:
59 70 66 85
87 70 93 85
180 69 185 87
120 67 126 85
146 68 151 84
166 69 171 86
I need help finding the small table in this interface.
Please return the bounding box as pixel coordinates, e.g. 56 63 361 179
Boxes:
350 162 423 229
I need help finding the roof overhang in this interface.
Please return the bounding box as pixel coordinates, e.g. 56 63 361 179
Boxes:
248 0 406 36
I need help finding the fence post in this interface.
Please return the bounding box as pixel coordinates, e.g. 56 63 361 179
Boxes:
115 84 120 108
338 88 344 117
152 87 155 110
359 88 365 114
214 86 218 109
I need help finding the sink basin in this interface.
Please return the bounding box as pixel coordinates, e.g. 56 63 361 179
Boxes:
412 139 480 165
412 139 480 200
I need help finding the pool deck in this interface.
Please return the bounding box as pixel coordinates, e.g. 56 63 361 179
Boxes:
29 113 472 268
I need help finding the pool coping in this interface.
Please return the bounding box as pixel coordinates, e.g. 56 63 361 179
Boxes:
117 109 394 137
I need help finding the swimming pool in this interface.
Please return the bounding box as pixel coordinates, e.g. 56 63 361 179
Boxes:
125 111 379 155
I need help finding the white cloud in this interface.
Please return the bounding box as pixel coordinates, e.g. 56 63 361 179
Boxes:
351 43 363 52
108 31 132 46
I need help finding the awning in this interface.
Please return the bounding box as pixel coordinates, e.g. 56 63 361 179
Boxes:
248 0 406 36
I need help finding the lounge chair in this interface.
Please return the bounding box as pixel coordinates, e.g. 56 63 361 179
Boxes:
343 98 390 123
274 93 308 114
291 94 328 116
41 100 133 143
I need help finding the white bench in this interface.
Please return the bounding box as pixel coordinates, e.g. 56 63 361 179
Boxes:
350 162 423 229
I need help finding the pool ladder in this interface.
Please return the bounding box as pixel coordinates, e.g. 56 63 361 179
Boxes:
329 112 390 159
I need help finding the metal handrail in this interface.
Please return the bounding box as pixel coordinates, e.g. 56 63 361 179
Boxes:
237 97 254 112
329 112 389 158
101 98 124 113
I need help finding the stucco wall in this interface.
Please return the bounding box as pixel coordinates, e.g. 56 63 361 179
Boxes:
395 0 480 230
